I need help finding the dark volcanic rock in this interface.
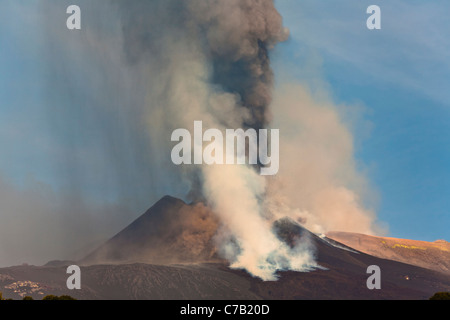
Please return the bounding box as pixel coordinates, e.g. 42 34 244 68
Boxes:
273 217 314 248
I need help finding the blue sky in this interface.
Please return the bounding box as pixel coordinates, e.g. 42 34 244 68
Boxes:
0 1 449 267
274 0 450 241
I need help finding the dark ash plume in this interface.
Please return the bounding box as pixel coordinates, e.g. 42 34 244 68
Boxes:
115 0 288 129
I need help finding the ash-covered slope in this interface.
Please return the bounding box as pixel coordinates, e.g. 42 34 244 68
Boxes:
2 210 450 300
82 196 220 265
12 195 442 300
327 231 450 275
0 263 262 300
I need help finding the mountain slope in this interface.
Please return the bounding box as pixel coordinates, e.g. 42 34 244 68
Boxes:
2 195 449 300
326 231 450 275
82 196 220 265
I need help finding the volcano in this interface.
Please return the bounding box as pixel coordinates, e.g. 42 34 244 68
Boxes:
82 196 221 265
1 196 449 300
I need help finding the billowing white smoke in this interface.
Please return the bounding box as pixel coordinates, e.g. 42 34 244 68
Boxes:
268 84 380 236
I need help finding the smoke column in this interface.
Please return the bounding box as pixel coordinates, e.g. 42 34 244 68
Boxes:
110 0 320 280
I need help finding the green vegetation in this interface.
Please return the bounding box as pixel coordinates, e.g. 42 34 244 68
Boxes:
58 295 77 300
42 295 76 300
429 292 450 300
0 292 76 301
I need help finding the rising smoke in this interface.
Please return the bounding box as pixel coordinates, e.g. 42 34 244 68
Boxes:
111 0 321 280
0 1 380 278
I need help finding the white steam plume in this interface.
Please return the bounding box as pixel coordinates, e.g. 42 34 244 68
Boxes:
267 83 381 236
